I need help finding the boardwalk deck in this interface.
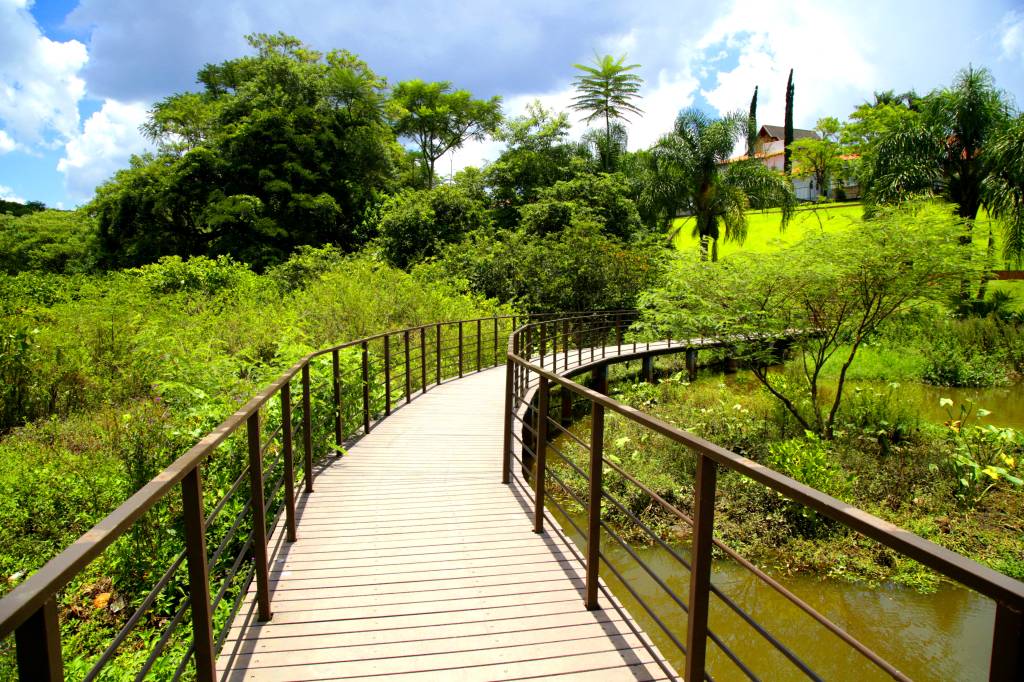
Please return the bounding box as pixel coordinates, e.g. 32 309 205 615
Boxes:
217 364 678 681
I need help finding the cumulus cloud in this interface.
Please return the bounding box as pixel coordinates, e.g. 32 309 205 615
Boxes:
0 184 25 203
0 129 16 154
0 0 88 149
694 0 876 129
57 99 151 203
1000 11 1024 63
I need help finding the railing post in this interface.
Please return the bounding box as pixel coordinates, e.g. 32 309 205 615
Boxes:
585 373 606 610
281 382 297 543
15 598 63 682
642 355 654 384
539 322 547 369
458 321 464 378
534 376 549 534
563 319 569 371
435 323 442 385
685 453 719 680
420 327 427 394
246 413 273 622
179 467 217 682
404 330 411 404
616 313 623 352
383 334 392 416
476 318 482 372
332 350 342 454
593 362 608 395
502 358 514 485
686 348 698 382
301 364 313 493
493 316 499 366
991 602 1023 681
361 341 370 434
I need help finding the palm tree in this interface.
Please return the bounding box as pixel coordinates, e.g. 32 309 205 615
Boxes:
866 66 1020 291
647 109 795 261
570 54 644 172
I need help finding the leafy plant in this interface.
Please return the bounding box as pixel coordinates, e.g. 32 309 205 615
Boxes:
935 398 1023 505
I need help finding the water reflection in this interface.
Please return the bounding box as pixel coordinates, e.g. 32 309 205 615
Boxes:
547 506 994 681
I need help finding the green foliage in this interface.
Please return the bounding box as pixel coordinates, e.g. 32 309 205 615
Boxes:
485 101 587 228
92 34 396 269
417 220 663 312
652 108 795 260
376 185 490 268
936 400 1023 505
388 79 502 188
519 172 642 240
570 54 644 172
0 199 46 216
639 203 969 437
0 209 98 274
789 117 846 199
767 432 850 524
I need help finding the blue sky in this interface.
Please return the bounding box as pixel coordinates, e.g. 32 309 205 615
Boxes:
2 0 1023 209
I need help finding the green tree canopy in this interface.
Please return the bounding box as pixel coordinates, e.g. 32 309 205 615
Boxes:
484 101 586 228
388 80 502 189
864 66 1021 279
92 33 397 269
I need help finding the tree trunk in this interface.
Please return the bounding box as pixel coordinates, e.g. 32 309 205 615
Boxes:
977 224 995 301
699 235 709 261
711 238 719 263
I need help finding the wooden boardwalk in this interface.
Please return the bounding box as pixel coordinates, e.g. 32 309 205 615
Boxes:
216 365 677 681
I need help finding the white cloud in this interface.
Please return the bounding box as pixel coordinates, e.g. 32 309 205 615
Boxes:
57 99 151 203
0 184 25 203
0 0 88 150
0 129 16 154
693 0 876 129
1000 11 1024 63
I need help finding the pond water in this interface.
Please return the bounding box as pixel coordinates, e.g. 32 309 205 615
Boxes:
541 370 1016 679
547 503 995 681
702 370 1024 430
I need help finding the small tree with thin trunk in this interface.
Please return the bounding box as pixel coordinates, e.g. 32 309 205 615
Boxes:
389 80 503 189
638 203 968 439
747 86 758 158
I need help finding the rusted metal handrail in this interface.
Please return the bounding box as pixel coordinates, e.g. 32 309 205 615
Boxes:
504 312 1024 681
0 312 547 681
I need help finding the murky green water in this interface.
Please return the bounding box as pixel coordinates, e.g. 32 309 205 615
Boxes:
709 370 1024 430
541 372 1018 680
547 504 995 681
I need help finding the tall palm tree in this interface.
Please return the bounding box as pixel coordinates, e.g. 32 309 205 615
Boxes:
866 67 1020 290
648 109 795 261
570 54 644 172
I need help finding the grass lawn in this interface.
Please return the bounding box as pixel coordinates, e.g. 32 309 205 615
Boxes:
669 201 1023 309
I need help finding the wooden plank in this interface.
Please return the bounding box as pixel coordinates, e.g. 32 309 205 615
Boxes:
217 365 677 681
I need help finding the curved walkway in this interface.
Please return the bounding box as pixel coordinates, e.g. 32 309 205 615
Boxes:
216 366 676 681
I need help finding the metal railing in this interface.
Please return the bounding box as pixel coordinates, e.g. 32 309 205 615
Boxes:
0 313 540 682
503 313 1024 682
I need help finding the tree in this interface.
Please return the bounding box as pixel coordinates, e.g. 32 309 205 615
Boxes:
649 109 795 261
982 114 1024 268
388 80 502 189
518 172 643 240
865 66 1019 289
485 101 585 228
789 117 844 199
92 33 397 269
570 54 644 172
784 69 795 175
639 203 968 438
747 86 758 158
376 185 489 268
